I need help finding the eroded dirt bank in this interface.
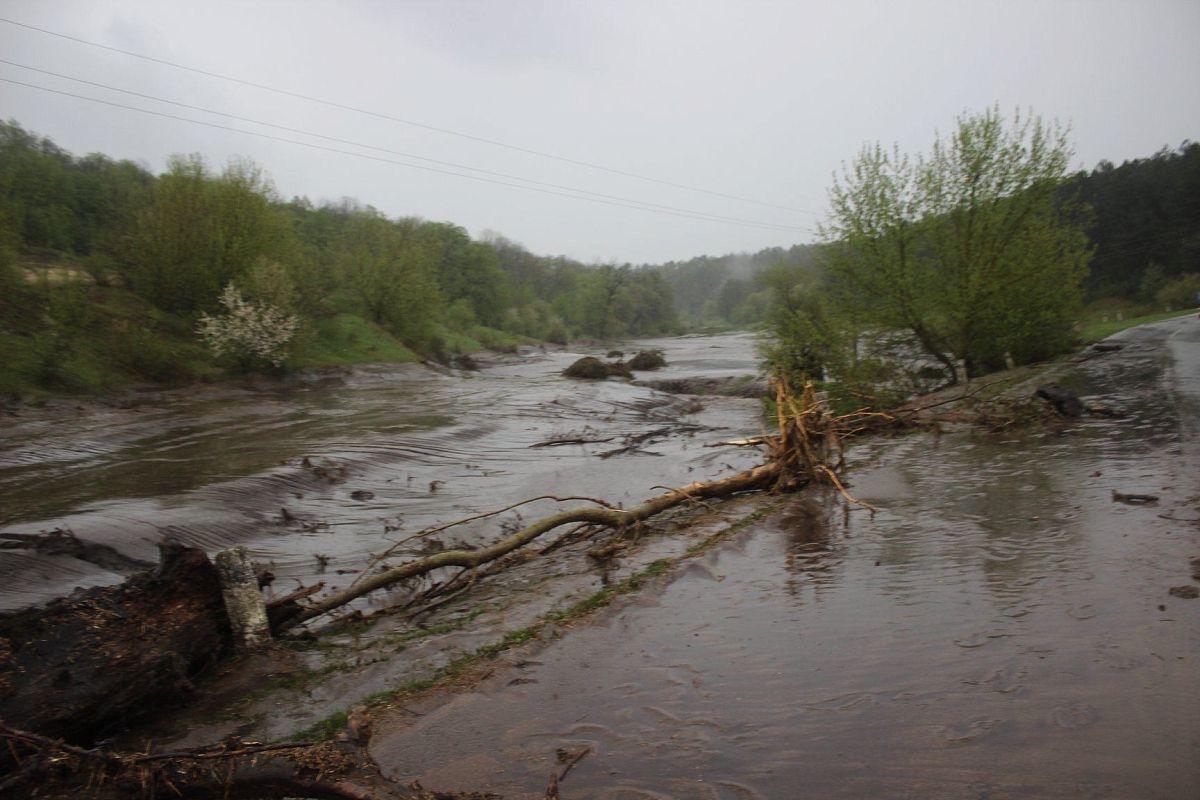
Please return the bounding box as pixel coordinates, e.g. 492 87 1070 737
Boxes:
362 317 1199 799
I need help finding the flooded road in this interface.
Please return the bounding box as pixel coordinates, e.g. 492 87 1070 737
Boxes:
370 317 1200 799
0 334 766 610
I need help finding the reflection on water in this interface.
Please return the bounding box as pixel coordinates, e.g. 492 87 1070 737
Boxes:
369 321 1200 799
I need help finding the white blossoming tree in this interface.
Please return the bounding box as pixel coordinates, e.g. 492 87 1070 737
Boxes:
197 284 298 371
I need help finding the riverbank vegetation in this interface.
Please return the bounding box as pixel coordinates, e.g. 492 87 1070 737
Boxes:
0 120 679 398
2 116 1197 401
653 139 1200 333
745 111 1198 410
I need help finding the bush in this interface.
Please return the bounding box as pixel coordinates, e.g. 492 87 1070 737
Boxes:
1156 273 1200 310
197 284 298 371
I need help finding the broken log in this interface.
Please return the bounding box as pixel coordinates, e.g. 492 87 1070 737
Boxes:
1112 490 1159 504
277 461 782 632
216 546 272 647
0 542 230 746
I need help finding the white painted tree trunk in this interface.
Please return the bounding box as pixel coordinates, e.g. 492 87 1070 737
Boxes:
215 546 271 647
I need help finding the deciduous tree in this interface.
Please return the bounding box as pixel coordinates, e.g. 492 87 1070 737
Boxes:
820 107 1091 379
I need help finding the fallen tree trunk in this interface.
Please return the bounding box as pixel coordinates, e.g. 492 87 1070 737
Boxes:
278 461 782 632
277 378 844 632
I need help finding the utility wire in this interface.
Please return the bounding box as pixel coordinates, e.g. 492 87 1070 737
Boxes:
0 76 806 233
0 59 807 232
0 15 811 215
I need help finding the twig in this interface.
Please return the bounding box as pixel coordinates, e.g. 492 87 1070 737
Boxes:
558 745 592 781
538 523 601 555
815 465 877 513
529 436 614 448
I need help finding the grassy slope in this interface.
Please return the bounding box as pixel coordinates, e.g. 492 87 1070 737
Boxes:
0 270 529 399
288 313 418 369
1079 308 1196 342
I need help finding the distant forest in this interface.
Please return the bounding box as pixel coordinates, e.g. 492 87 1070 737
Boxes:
0 120 681 393
651 142 1200 327
0 119 1197 395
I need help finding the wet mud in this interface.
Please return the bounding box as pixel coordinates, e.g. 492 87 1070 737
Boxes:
366 318 1200 799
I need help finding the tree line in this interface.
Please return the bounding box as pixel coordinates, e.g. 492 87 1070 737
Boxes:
2 114 1195 400
0 120 679 391
646 140 1200 335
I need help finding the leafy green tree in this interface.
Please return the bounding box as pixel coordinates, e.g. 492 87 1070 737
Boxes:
820 107 1091 379
335 213 443 346
1071 142 1200 300
418 222 511 327
123 156 291 314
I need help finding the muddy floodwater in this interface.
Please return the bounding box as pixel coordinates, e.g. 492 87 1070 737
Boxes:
0 333 766 610
368 318 1200 799
3 321 1199 799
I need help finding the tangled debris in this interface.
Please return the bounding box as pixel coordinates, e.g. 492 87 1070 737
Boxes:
0 720 493 799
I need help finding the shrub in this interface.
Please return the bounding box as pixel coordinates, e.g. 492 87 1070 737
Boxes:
1156 273 1200 310
197 284 298 371
563 356 631 379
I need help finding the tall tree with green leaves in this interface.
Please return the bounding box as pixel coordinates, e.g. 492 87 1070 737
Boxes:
334 212 443 347
820 107 1091 378
123 156 291 314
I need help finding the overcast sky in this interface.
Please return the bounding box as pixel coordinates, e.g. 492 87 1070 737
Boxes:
1 0 1197 264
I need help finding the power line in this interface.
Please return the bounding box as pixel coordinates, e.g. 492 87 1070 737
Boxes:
0 59 807 233
0 15 812 215
0 76 808 233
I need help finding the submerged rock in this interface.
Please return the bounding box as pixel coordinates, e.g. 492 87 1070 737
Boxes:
1035 383 1084 417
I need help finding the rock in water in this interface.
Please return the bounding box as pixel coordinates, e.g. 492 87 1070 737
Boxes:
1035 384 1084 417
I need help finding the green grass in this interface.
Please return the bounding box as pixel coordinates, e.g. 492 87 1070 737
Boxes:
288 313 419 368
428 323 533 359
0 283 216 399
1080 308 1196 342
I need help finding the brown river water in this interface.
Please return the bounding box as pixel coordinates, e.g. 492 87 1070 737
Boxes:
0 333 765 611
3 322 1198 798
368 318 1200 799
